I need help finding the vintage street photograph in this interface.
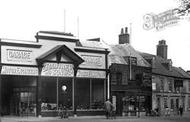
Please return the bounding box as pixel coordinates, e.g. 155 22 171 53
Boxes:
0 0 190 122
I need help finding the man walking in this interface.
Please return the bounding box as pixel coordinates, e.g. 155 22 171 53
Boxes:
104 99 112 119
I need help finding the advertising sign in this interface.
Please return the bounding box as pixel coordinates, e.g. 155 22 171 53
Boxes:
79 54 104 69
77 70 106 78
41 63 74 77
1 66 38 76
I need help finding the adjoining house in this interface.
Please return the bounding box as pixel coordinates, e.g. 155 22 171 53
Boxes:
0 31 109 117
141 40 190 116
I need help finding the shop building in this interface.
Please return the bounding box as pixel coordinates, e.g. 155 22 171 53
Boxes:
0 31 109 116
108 28 152 116
141 40 190 116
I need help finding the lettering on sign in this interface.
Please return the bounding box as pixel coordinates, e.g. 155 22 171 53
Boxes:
80 55 103 68
77 70 106 78
41 63 74 77
1 66 38 76
7 49 33 63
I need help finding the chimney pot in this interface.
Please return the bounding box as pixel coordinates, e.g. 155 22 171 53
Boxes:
125 27 128 34
121 28 124 34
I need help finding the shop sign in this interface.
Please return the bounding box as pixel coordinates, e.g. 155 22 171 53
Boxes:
41 63 74 77
77 70 106 78
6 49 33 63
1 66 38 76
152 83 156 91
80 55 103 68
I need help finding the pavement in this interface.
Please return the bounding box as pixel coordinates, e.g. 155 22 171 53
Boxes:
1 112 190 122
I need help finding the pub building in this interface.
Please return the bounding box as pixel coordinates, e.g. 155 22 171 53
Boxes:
0 31 109 117
109 28 152 116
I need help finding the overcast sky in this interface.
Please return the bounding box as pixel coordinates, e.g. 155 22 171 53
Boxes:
0 0 190 71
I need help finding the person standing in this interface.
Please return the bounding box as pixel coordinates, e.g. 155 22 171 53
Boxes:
111 103 116 119
179 105 183 117
104 99 112 119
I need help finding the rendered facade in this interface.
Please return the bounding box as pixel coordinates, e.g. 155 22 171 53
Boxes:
0 31 109 116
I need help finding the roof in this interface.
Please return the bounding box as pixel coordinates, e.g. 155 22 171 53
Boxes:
78 39 109 49
140 52 190 79
108 44 151 67
39 31 74 36
36 45 84 65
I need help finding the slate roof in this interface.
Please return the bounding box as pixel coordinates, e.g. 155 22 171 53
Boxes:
140 52 190 79
78 40 150 67
108 44 151 67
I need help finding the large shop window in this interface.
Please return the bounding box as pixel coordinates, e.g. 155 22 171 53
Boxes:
76 79 104 110
1 76 36 116
122 95 149 113
41 77 73 111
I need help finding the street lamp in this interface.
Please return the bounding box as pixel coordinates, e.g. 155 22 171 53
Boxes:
62 85 67 92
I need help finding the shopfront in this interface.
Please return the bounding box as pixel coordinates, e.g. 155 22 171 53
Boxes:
0 31 109 116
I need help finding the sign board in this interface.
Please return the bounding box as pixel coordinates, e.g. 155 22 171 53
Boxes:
77 70 106 78
1 66 38 76
152 83 156 90
79 54 104 69
124 56 137 65
41 63 74 77
1 46 36 65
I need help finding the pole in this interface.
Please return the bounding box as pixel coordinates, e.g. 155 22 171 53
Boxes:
56 77 59 111
64 9 66 32
0 66 2 122
77 16 79 38
138 94 140 117
129 53 132 80
129 23 132 45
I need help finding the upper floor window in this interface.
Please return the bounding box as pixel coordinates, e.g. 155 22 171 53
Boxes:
160 79 164 91
164 97 168 108
168 80 173 92
116 72 122 85
111 73 117 85
110 72 122 85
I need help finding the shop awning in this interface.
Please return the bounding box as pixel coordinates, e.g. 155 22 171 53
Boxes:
36 45 84 66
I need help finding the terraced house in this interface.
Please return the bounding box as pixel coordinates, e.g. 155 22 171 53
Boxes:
141 40 190 116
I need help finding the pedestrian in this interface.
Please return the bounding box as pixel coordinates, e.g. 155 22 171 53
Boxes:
165 107 170 116
58 105 63 119
111 103 116 119
104 99 112 119
179 105 183 117
63 106 69 118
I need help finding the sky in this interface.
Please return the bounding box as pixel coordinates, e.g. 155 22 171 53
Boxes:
0 0 190 71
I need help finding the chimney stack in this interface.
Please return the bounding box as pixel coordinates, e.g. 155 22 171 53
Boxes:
157 40 168 59
119 27 129 44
